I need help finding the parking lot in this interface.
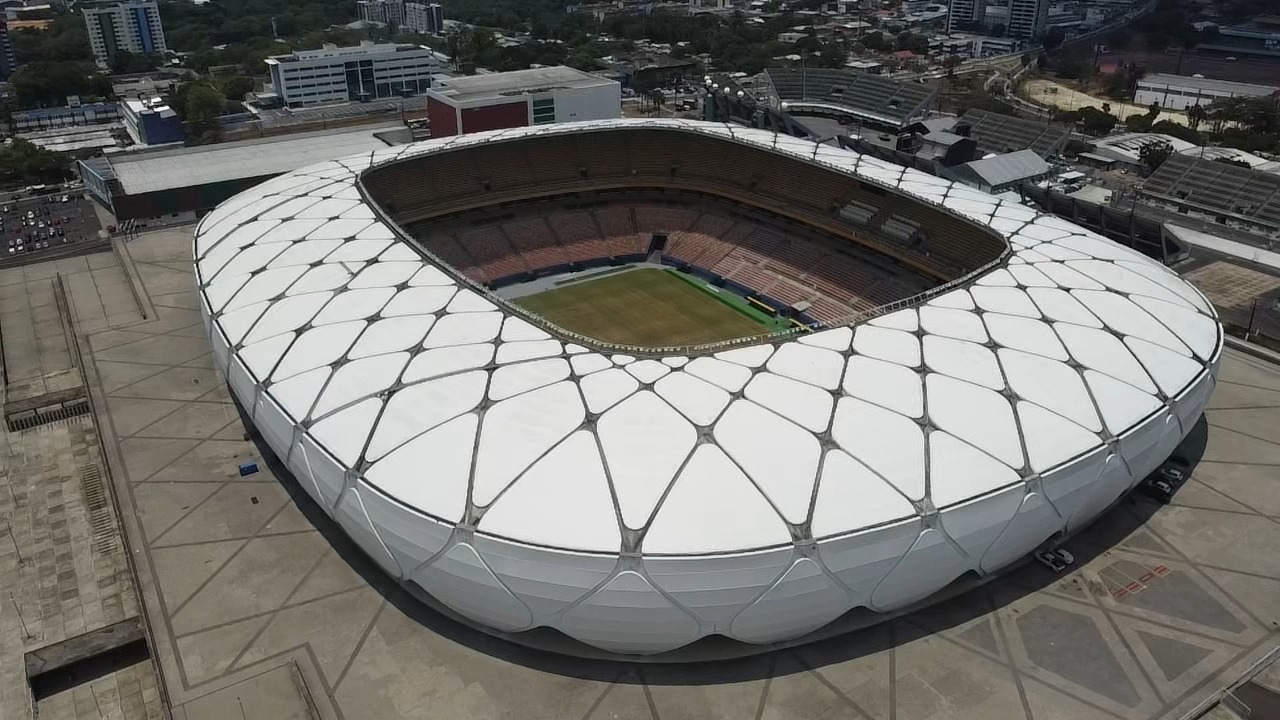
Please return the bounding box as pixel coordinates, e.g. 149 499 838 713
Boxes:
2 190 102 261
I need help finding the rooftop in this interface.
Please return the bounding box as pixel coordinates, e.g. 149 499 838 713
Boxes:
266 40 439 64
428 66 617 104
955 148 1050 186
106 124 396 195
1138 72 1279 95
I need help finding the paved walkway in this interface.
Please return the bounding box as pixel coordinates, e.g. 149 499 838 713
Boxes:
72 227 1280 720
0 249 160 719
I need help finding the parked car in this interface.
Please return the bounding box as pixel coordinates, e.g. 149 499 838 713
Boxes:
1036 548 1075 572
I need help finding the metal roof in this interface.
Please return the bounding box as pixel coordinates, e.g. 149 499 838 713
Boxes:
428 66 617 105
955 149 1050 187
1137 72 1278 96
107 125 397 196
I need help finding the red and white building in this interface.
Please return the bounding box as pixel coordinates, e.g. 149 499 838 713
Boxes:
425 66 621 137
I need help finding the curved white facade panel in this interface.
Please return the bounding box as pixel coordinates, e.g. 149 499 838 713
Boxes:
194 119 1222 656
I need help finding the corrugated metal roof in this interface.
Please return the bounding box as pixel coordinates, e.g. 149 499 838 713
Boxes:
108 125 397 196
960 149 1050 186
1138 73 1278 96
430 66 616 104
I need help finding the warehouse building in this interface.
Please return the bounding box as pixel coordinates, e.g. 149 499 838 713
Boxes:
77 124 398 225
424 66 620 137
1133 73 1279 111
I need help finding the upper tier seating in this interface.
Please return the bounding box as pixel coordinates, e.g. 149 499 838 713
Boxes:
362 127 1006 283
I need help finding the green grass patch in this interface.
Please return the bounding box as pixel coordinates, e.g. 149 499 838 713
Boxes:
514 268 771 346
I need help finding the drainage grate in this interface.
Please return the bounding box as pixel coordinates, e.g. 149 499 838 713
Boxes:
79 464 117 554
6 400 90 432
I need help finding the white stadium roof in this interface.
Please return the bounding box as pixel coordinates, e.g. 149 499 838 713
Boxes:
194 118 1222 656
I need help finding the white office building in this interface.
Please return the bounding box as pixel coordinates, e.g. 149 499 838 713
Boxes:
1134 73 1279 111
404 2 445 34
82 0 166 69
264 41 448 108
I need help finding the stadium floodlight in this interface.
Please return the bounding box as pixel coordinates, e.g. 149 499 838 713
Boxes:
737 90 745 98
780 101 790 111
711 83 719 91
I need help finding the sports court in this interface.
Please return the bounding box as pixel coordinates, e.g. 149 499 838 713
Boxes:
513 267 785 346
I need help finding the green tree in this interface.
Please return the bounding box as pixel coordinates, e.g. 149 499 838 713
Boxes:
219 75 257 101
1138 140 1173 173
110 50 163 74
1151 119 1203 145
0 139 73 189
12 14 93 63
174 82 227 122
9 62 109 108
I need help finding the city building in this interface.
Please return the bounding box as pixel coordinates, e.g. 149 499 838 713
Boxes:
77 123 400 224
1089 132 1199 169
425 66 621 137
82 0 167 69
1006 0 1049 40
121 96 185 146
1133 73 1280 112
111 73 179 99
946 0 986 33
11 102 123 133
0 18 17 81
263 41 447 108
947 148 1053 192
403 1 445 34
357 0 404 26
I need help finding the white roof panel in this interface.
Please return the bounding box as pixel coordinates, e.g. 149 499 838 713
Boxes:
926 374 1024 469
831 397 926 501
715 400 821 524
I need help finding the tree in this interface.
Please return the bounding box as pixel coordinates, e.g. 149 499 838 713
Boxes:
646 88 665 115
1101 102 1111 115
1138 140 1173 173
174 82 226 122
942 55 963 74
1187 103 1207 130
1151 119 1203 145
8 62 110 108
12 15 94 63
219 75 256 101
110 50 162 74
1056 106 1118 136
1043 27 1066 51
0 139 73 189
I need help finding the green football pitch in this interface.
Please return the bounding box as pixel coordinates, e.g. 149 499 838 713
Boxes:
514 268 787 347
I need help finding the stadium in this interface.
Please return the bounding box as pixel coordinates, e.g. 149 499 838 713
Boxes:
194 118 1223 657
